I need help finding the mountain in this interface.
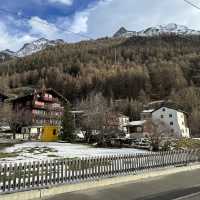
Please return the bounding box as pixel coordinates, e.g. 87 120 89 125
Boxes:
114 23 200 38
0 49 16 62
0 38 64 59
16 38 64 57
113 27 137 38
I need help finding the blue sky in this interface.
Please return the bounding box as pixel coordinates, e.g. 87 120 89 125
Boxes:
1 0 200 51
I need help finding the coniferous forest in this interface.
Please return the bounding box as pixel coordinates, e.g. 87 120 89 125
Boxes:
1 35 200 135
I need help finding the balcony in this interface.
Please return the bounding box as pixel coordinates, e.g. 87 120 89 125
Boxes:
40 94 59 103
32 111 62 120
32 101 45 109
44 104 64 111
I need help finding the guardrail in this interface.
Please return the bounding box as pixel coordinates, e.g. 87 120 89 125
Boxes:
0 150 199 194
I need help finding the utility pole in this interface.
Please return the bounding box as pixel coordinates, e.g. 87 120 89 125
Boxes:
114 48 117 65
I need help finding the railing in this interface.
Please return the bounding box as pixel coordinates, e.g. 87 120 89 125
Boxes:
0 150 199 194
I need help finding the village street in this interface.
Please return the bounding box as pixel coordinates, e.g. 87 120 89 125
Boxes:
43 169 200 200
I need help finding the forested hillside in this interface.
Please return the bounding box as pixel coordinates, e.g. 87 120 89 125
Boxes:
1 35 200 135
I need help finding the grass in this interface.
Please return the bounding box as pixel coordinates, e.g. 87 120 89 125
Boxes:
0 152 18 159
21 146 58 154
175 138 200 149
47 154 59 158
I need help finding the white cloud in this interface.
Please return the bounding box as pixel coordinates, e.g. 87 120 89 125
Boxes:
84 0 200 38
2 0 200 51
29 16 58 39
48 0 73 5
70 12 89 33
0 21 36 51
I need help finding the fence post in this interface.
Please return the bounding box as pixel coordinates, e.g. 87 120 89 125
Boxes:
45 160 48 185
27 162 31 188
13 163 17 191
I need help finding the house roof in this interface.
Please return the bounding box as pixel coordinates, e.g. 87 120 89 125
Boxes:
153 105 188 115
70 110 85 114
126 120 146 127
10 88 69 103
141 109 155 113
142 101 188 115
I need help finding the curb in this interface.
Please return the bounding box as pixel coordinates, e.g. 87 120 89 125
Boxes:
1 164 200 200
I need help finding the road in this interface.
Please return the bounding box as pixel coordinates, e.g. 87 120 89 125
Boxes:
43 169 200 200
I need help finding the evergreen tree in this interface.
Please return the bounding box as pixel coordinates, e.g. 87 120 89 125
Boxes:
61 103 75 142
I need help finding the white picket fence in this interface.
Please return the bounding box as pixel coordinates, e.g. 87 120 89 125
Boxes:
0 150 199 193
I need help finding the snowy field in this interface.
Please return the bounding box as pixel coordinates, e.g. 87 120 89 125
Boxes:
0 142 146 164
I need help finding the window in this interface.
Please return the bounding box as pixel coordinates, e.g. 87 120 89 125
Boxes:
169 114 172 118
160 115 164 118
162 108 166 112
137 127 143 133
170 121 173 126
53 129 57 136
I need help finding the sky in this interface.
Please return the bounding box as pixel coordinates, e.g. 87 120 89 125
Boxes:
1 0 200 51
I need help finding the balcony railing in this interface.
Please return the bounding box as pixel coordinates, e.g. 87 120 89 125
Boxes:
40 96 59 103
32 112 62 119
44 105 64 111
32 101 45 109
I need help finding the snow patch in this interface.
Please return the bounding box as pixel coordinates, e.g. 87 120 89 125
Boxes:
0 142 146 164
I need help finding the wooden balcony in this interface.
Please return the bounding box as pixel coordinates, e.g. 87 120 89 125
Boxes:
40 96 59 103
44 105 64 111
32 101 45 109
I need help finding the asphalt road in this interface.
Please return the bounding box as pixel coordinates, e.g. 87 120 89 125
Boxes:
43 169 200 200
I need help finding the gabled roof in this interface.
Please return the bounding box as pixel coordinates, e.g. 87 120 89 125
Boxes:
10 88 69 103
142 102 188 115
141 109 155 114
126 120 146 127
142 100 189 114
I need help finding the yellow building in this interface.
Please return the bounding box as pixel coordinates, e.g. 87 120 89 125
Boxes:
40 126 59 142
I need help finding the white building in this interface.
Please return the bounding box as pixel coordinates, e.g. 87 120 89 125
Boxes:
141 105 190 138
118 114 129 132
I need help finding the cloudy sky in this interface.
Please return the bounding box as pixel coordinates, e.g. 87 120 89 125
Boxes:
0 0 200 51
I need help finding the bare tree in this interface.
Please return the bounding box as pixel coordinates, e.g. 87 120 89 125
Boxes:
78 93 125 146
78 93 109 143
0 103 32 139
145 119 175 151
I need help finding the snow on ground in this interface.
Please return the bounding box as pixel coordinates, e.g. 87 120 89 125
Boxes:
0 142 146 164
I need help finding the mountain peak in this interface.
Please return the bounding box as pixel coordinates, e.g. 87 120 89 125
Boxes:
114 23 200 38
16 38 64 57
113 27 127 37
113 27 137 38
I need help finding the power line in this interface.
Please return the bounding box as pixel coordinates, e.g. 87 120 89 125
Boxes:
0 7 93 40
184 0 200 10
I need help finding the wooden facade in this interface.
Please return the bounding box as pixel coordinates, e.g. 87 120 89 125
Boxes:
11 88 68 137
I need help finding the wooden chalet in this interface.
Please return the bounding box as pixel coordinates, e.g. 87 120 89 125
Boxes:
11 88 68 140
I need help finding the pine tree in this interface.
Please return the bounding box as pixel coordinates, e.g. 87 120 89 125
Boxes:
61 103 75 142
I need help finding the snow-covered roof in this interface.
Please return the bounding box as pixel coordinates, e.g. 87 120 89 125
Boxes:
142 109 155 113
70 110 84 114
126 120 146 126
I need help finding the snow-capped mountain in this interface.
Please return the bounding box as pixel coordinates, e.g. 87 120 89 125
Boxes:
114 23 200 38
0 49 16 62
16 38 64 57
0 38 64 59
113 27 137 38
1 49 15 56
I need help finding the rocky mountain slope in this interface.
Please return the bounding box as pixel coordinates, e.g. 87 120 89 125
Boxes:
0 38 64 60
114 23 200 38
